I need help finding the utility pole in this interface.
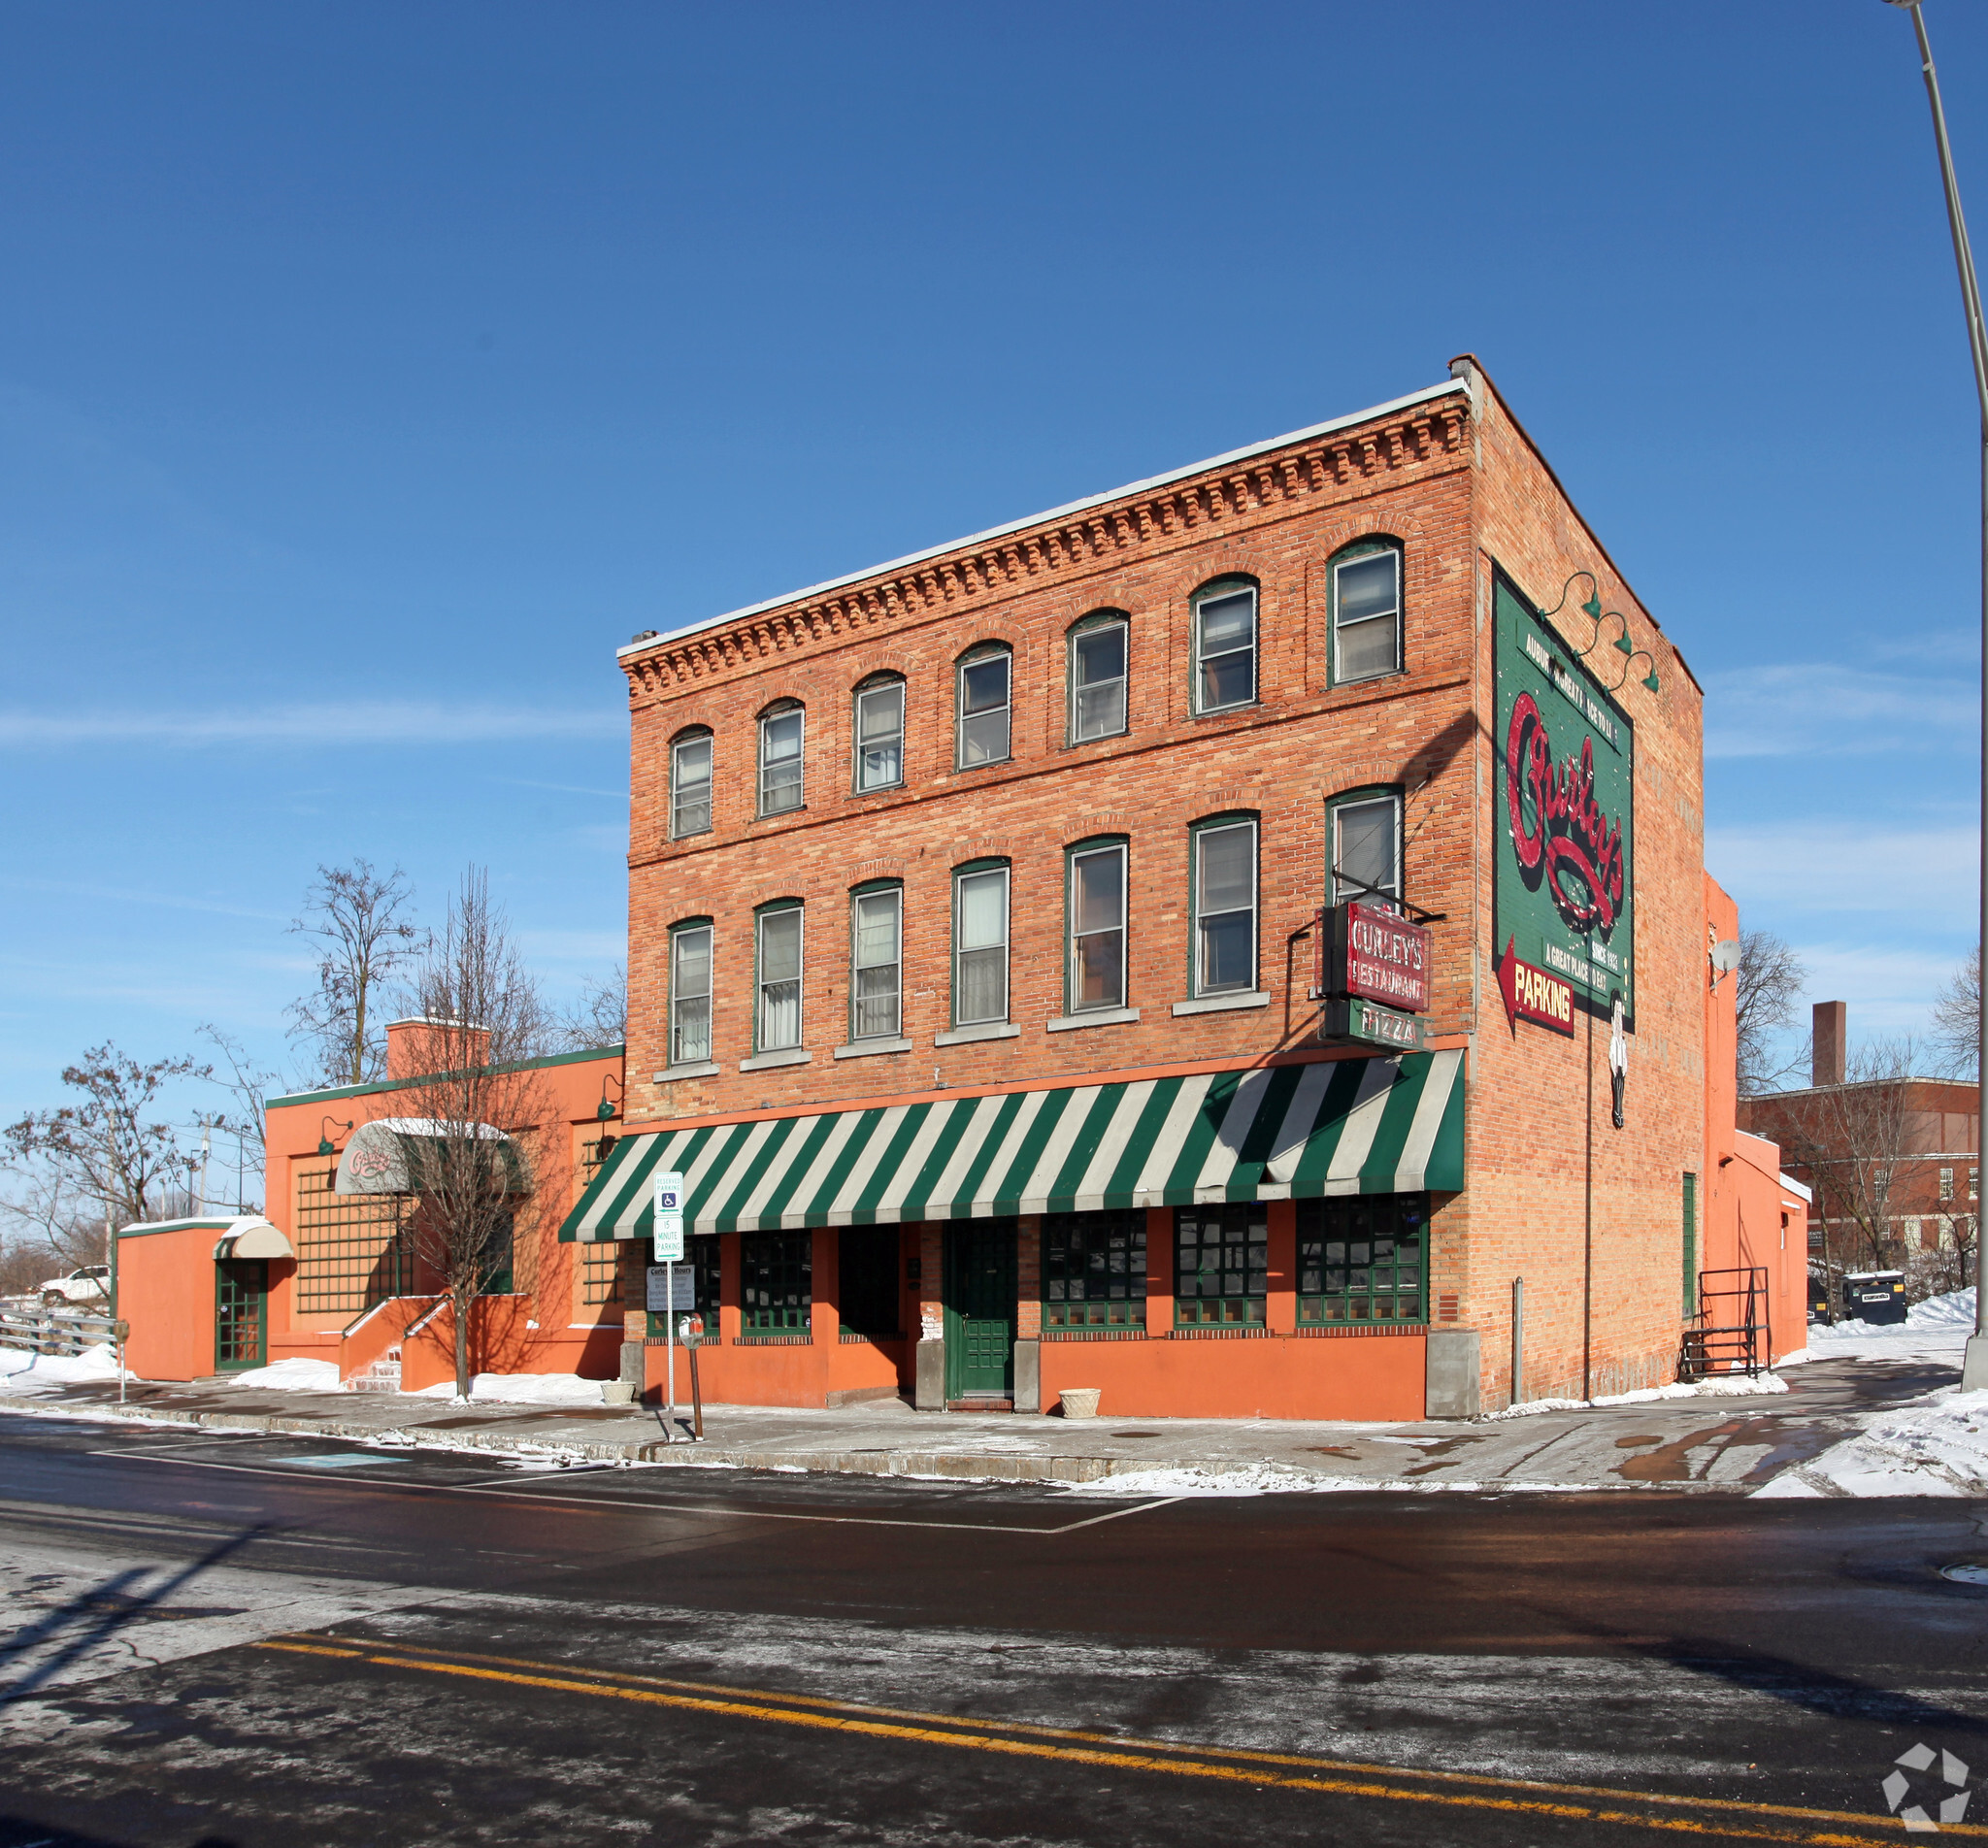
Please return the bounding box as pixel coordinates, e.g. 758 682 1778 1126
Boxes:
1883 0 1988 1387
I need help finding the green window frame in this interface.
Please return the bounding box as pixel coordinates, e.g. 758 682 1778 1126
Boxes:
1189 813 1258 997
1327 537 1405 687
741 1230 812 1332
214 1259 269 1371
757 702 805 816
670 729 713 839
1043 1209 1145 1330
1174 1204 1267 1327
1191 576 1258 714
1296 1195 1427 1326
839 1225 902 1337
668 917 713 1068
1065 835 1128 1013
951 858 1011 1027
956 644 1012 769
478 1207 515 1296
848 881 903 1041
1325 783 1405 910
753 901 805 1053
852 676 906 793
1067 610 1129 744
1682 1172 1699 1316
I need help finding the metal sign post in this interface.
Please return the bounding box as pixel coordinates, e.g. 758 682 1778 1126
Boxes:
651 1171 685 1439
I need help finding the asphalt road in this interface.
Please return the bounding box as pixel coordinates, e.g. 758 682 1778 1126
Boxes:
2 1407 1985 1847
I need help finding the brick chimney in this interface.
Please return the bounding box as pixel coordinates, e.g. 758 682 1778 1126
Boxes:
385 1016 492 1081
1812 1000 1846 1089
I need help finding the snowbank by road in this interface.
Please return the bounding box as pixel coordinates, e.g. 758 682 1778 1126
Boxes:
410 1372 606 1406
1487 1371 1791 1421
229 1358 345 1393
1754 1387 1988 1499
1069 1463 1592 1498
0 1344 140 1393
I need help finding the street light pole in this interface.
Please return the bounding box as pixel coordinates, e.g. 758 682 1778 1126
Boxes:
1885 0 1988 1385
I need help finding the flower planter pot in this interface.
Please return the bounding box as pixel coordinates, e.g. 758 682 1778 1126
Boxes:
1058 1387 1102 1419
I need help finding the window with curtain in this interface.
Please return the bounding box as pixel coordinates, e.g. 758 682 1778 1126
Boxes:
957 648 1011 767
1331 542 1404 685
1194 818 1257 995
849 887 902 1040
1069 614 1128 742
671 732 712 838
953 864 1010 1025
756 906 803 1050
1069 842 1126 1011
853 678 905 792
758 705 805 815
669 922 712 1066
1193 580 1257 712
1330 792 1403 909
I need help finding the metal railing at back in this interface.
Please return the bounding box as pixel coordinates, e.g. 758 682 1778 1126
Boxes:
0 1303 118 1358
1682 1266 1771 1380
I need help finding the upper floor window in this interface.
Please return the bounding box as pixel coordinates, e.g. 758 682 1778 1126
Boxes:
853 677 905 793
671 731 712 839
849 885 903 1041
953 862 1010 1026
669 921 713 1067
1192 578 1257 713
756 904 804 1050
1331 540 1403 685
1193 817 1258 996
1068 840 1127 1012
1069 612 1128 743
758 704 804 816
956 645 1011 769
1329 788 1403 909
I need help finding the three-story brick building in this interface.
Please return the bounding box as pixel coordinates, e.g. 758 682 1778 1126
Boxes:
564 356 1797 1419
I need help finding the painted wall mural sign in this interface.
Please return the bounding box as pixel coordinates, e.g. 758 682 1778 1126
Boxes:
1492 569 1635 1031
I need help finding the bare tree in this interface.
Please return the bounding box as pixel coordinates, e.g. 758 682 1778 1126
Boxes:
1931 944 1980 1081
1735 929 1806 1097
196 1023 280 1211
549 964 627 1051
2 1045 209 1263
399 870 550 1398
286 861 423 1089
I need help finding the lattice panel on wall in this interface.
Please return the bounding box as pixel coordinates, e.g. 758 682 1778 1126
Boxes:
578 1136 620 1307
294 1161 411 1315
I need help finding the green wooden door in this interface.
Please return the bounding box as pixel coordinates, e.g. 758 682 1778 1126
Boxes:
215 1259 269 1371
944 1218 1016 1399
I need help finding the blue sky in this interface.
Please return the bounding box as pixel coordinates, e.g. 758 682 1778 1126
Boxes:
1 0 1981 1140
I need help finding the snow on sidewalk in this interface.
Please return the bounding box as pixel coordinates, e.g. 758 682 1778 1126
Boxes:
1754 1387 1988 1499
1796 1286 1975 1366
0 1344 140 1392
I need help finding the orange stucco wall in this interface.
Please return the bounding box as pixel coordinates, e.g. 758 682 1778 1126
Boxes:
116 1221 270 1381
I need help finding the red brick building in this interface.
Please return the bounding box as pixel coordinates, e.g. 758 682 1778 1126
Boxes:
568 356 1801 1418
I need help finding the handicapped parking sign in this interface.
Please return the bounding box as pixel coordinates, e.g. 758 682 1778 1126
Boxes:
652 1170 685 1262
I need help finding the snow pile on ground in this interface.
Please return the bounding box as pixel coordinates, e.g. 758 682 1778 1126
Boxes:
1487 1371 1792 1421
1068 1463 1592 1498
1754 1387 1988 1499
229 1358 344 1393
409 1371 606 1406
1805 1287 1975 1365
0 1344 141 1392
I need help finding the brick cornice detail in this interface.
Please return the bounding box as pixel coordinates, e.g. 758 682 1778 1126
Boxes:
624 401 1471 701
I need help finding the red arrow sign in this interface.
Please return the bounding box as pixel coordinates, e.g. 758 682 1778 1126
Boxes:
1496 937 1576 1037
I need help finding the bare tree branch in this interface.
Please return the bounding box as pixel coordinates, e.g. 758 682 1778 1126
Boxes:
547 964 627 1052
286 861 424 1089
1931 943 1980 1081
1735 929 1806 1098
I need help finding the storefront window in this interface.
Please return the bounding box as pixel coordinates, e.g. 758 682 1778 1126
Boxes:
839 1225 901 1337
1174 1204 1267 1326
1296 1195 1426 1325
741 1230 812 1332
1043 1209 1145 1329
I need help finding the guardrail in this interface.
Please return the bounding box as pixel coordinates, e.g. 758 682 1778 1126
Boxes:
0 1304 120 1358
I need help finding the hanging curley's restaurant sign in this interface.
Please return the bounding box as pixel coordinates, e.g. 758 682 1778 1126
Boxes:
1323 900 1430 1013
1492 568 1635 1032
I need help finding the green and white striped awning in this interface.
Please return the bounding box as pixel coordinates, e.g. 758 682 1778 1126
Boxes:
559 1050 1463 1243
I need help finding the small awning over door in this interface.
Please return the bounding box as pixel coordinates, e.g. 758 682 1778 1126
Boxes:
212 1216 294 1260
559 1049 1464 1244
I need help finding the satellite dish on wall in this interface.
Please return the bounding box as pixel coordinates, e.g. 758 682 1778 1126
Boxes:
1709 940 1741 974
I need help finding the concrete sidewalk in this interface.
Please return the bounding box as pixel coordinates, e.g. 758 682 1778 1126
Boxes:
3 1353 1952 1493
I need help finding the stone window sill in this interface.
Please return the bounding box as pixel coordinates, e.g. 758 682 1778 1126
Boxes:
739 1047 811 1072
1045 1006 1141 1033
1172 991 1270 1016
834 1037 911 1060
934 1021 1021 1046
651 1061 720 1082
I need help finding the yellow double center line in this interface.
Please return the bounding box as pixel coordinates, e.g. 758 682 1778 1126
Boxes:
254 1634 1963 1845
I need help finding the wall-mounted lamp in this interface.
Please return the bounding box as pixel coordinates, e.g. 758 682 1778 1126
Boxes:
1536 570 1662 696
316 1116 354 1158
596 1072 625 1122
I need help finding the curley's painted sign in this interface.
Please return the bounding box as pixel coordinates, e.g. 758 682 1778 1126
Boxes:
1322 900 1431 1012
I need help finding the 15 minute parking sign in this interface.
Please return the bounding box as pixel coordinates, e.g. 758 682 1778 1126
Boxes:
651 1170 685 1262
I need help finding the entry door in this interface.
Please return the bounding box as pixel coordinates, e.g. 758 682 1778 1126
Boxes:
215 1259 269 1371
944 1218 1016 1399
